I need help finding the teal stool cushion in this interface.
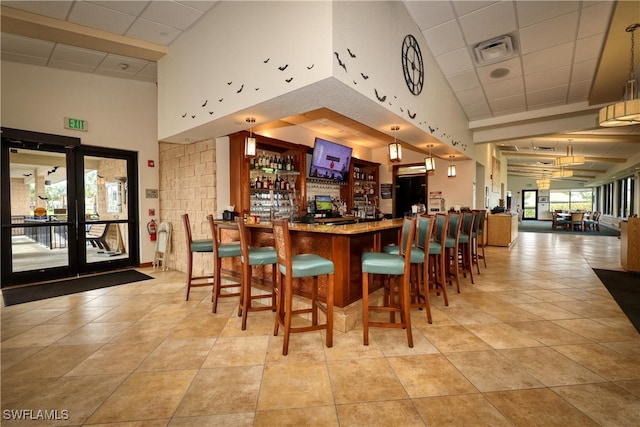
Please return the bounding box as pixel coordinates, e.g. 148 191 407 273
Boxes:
383 245 424 263
191 239 213 252
445 237 456 248
217 242 241 258
245 246 277 266
428 241 442 255
362 252 405 275
280 254 334 278
459 233 470 244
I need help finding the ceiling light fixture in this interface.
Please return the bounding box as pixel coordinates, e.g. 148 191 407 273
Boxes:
245 117 256 157
424 144 435 171
552 168 573 178
388 126 402 162
599 23 640 127
554 140 584 166
447 155 456 178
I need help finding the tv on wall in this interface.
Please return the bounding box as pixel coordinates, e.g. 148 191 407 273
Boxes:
308 137 353 182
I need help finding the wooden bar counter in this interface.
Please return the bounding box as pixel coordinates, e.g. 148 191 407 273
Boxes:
620 218 640 273
219 219 403 309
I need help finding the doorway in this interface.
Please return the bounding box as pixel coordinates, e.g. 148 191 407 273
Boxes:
1 128 139 287
394 165 427 217
522 189 538 220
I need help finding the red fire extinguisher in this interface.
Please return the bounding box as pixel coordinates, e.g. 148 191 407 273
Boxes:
147 219 157 241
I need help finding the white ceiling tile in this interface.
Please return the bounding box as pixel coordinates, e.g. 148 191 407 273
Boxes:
525 65 570 93
528 98 566 110
446 69 481 92
404 0 455 30
2 1 73 20
489 93 526 114
94 67 139 80
522 42 573 75
89 1 150 16
457 1 517 45
1 34 54 58
463 101 493 120
578 1 614 39
452 1 498 17
423 20 466 57
527 85 568 106
1 52 48 66
48 60 100 73
68 1 136 35
568 80 592 102
178 1 218 14
574 33 605 63
515 1 579 28
99 54 149 74
435 47 474 76
483 76 525 99
455 86 486 105
125 18 181 45
519 12 578 54
50 44 106 67
141 0 204 31
476 56 522 85
571 58 598 83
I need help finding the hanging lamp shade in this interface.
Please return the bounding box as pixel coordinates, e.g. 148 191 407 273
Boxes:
599 23 640 127
245 117 256 157
552 169 573 178
424 144 435 171
388 125 402 162
554 143 584 166
447 155 456 178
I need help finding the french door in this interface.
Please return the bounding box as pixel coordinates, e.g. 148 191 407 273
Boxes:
522 189 538 220
1 128 139 287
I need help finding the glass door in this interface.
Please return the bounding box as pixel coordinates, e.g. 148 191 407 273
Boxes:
522 189 538 220
1 128 139 287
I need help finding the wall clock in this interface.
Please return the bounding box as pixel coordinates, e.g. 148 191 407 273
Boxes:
401 34 424 96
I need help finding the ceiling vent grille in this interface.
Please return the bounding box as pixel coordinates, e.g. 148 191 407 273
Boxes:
498 145 519 152
534 146 556 152
474 35 515 65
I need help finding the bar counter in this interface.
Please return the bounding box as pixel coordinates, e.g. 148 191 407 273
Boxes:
219 218 403 310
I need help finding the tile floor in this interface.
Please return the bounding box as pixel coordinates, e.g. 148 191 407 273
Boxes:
2 232 640 426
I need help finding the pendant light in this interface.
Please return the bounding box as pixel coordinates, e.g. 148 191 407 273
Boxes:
552 168 573 178
447 155 456 178
388 125 402 162
599 23 640 127
245 117 256 157
424 144 435 171
554 140 584 166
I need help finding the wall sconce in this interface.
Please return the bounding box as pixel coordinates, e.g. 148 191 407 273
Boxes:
424 144 435 171
447 155 456 178
388 125 402 162
245 117 256 157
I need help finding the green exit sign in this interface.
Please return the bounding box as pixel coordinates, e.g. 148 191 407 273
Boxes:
64 117 88 132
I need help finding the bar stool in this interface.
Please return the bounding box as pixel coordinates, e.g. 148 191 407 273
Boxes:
459 211 475 284
383 214 435 323
445 212 462 293
272 220 334 356
206 215 242 313
429 213 449 307
362 216 416 347
472 209 487 269
182 213 213 301
234 217 278 330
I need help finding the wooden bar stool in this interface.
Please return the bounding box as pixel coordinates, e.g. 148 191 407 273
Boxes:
235 217 278 330
182 213 214 301
459 211 475 284
472 209 487 269
272 220 334 356
362 216 416 347
428 213 449 307
206 215 242 313
444 212 462 293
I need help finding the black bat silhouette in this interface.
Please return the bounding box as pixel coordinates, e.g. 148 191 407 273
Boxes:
408 110 416 119
236 84 244 93
263 58 270 63
307 64 314 69
218 98 224 102
38 195 48 200
202 100 208 107
191 115 196 118
23 173 32 177
353 80 358 85
278 64 288 71
227 82 232 85
334 52 347 72
285 77 293 83
182 113 187 118
428 126 435 133
347 48 356 58
209 111 214 115
374 88 386 102
361 73 369 80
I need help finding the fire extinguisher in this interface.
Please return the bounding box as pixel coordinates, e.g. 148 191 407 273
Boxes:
147 219 157 241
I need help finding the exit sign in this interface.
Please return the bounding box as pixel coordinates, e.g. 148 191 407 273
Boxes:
64 117 88 132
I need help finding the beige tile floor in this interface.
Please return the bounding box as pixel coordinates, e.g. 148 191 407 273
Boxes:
2 231 640 426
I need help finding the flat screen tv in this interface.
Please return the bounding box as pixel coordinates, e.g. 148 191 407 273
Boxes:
309 137 353 181
315 195 333 213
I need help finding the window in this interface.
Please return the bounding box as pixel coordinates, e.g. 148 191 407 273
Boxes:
549 188 593 212
618 176 635 218
603 182 613 215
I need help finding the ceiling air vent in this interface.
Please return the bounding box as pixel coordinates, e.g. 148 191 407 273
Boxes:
534 146 556 152
474 35 515 65
498 145 519 152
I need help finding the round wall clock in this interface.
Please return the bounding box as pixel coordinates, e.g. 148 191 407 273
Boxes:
401 34 424 95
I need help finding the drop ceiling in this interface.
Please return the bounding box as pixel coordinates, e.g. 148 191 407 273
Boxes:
1 0 639 185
